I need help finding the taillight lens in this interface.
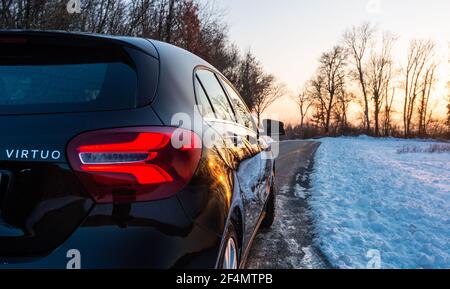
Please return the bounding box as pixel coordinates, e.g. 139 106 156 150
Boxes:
67 127 202 203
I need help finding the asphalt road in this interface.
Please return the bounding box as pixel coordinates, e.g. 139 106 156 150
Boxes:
246 140 331 269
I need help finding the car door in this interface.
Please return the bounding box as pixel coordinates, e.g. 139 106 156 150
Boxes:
218 77 269 245
195 69 262 244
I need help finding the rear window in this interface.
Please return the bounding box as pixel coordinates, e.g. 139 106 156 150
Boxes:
0 36 139 115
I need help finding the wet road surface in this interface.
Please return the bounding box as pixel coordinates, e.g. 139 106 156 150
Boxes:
246 140 330 269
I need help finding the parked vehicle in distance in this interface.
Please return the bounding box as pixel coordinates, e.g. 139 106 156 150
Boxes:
0 30 281 269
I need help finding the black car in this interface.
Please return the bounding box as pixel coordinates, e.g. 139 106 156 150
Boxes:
0 31 278 269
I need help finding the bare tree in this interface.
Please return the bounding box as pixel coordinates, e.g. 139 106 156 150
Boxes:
310 76 327 129
252 75 284 126
311 46 347 133
417 63 438 136
334 86 354 134
403 39 436 137
0 0 77 30
447 81 450 138
367 33 396 136
344 22 375 134
235 51 259 109
293 88 313 129
383 88 396 136
233 51 284 124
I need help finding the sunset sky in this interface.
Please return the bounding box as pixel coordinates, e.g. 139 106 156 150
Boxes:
210 0 450 124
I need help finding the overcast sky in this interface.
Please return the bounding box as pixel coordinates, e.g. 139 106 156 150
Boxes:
208 0 450 124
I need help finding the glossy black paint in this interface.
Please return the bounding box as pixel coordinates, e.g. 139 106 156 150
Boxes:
0 31 275 268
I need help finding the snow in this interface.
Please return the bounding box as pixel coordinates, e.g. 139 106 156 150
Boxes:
310 136 450 269
294 183 307 199
301 246 327 269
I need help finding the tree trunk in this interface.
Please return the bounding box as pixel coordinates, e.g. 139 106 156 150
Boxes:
374 101 380 137
358 65 371 134
165 0 175 42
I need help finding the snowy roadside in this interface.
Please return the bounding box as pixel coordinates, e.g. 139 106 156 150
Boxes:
310 136 450 269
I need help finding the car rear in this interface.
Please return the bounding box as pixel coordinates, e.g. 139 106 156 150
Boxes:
0 31 217 268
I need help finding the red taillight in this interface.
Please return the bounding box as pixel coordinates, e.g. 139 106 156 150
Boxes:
67 127 202 203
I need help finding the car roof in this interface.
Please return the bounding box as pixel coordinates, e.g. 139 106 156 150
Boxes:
0 29 222 71
0 29 160 58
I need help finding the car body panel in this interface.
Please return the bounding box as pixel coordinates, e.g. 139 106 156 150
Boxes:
0 31 275 268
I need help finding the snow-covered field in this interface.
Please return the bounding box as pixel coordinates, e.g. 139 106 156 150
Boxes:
310 136 450 269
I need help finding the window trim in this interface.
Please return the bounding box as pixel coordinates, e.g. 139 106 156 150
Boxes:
213 73 238 122
217 75 258 134
193 66 237 123
194 73 217 119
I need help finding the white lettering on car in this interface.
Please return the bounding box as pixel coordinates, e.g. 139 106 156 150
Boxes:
6 150 14 158
4 149 62 161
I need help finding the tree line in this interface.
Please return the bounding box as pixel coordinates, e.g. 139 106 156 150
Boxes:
0 0 282 125
292 23 449 140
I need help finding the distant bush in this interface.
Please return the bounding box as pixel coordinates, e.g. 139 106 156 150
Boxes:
397 144 450 154
282 121 449 142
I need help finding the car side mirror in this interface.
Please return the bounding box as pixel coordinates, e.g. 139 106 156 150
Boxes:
262 119 285 137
